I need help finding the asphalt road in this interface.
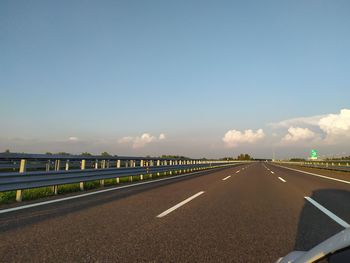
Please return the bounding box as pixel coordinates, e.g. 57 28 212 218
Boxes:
0 162 350 262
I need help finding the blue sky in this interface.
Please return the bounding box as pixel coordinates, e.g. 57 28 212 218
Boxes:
1 1 350 159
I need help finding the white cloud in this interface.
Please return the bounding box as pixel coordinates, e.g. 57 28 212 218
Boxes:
118 136 133 143
281 127 317 143
269 115 325 129
319 109 350 141
133 133 157 148
68 137 79 142
272 109 350 145
118 133 166 149
222 129 265 148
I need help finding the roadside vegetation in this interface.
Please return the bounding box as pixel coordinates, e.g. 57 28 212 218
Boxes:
221 153 252 161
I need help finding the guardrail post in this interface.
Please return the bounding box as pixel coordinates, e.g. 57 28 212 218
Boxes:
148 160 153 178
53 159 60 195
140 160 144 180
129 160 134 182
16 159 27 202
156 160 160 176
65 160 70 170
96 159 105 187
46 160 51 171
164 160 168 174
169 160 173 175
80 160 86 191
54 160 60 170
116 160 121 183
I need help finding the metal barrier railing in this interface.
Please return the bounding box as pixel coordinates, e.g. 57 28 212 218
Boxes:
273 160 350 173
0 153 242 202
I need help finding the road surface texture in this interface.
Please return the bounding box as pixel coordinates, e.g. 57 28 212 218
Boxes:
0 162 349 262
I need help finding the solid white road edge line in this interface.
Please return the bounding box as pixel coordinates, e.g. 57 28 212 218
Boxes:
273 164 350 185
236 170 240 173
222 175 231 181
278 177 286 182
304 197 350 228
156 191 205 218
271 171 275 174
0 168 218 214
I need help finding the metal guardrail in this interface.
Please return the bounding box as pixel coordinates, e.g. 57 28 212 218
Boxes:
0 153 187 160
273 161 350 172
0 153 242 202
0 153 228 171
0 163 235 192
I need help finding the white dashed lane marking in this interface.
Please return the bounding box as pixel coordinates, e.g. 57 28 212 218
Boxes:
157 191 205 218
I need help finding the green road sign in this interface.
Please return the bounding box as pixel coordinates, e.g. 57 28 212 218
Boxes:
310 149 318 159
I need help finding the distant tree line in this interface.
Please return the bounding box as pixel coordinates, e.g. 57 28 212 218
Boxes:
289 158 306 161
45 152 72 156
236 154 252 160
43 152 114 157
324 156 350 160
289 156 350 161
220 154 252 161
160 155 190 159
221 157 235 161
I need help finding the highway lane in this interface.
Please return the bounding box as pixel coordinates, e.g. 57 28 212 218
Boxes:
268 163 350 224
0 165 246 262
266 163 350 251
0 162 349 262
273 163 350 184
0 165 241 228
